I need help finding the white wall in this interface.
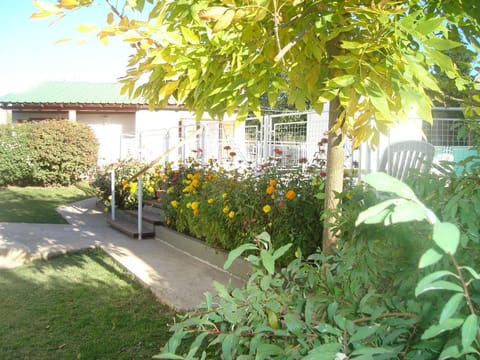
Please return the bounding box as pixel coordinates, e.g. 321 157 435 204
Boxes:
77 112 135 166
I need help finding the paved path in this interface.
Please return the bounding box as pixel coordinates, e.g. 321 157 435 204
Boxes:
0 198 244 310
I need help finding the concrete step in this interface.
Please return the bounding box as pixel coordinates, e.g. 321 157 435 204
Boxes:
107 218 155 239
125 209 164 225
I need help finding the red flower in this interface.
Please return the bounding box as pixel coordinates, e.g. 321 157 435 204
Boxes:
274 148 283 155
278 201 284 208
320 171 327 178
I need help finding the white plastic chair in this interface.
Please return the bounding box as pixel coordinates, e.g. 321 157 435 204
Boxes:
378 140 435 181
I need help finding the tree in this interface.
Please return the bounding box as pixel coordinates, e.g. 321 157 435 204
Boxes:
33 0 479 252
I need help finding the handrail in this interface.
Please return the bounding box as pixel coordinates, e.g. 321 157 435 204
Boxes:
111 126 205 240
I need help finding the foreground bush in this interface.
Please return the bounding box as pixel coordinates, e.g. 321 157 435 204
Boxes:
0 120 99 186
155 173 480 360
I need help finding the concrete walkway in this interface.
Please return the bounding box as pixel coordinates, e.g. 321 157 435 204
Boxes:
0 198 244 310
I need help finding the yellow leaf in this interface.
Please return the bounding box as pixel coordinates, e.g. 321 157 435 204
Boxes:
54 37 73 45
213 9 234 32
60 0 79 8
158 81 179 101
30 11 57 19
99 35 109 46
198 7 228 22
107 12 114 25
33 0 62 13
122 32 143 43
76 23 98 33
181 26 199 45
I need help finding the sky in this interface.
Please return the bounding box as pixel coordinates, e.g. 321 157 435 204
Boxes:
0 1 134 96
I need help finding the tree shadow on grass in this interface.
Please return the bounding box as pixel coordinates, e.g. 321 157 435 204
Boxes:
0 249 176 359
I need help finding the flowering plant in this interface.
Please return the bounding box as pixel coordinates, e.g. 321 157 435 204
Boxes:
151 149 326 264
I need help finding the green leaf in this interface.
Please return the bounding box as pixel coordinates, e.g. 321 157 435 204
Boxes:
351 346 393 356
214 281 232 300
303 343 342 360
421 318 464 340
284 313 304 334
256 344 285 359
349 325 379 344
224 243 257 270
222 333 236 360
419 248 443 268
425 38 462 51
461 314 478 350
260 250 275 275
390 201 429 224
461 266 480 280
272 243 292 261
363 172 418 200
433 222 460 255
415 17 444 35
355 199 397 226
415 270 458 296
439 293 464 323
331 74 357 87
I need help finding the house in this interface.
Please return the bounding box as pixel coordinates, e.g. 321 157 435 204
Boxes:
0 81 243 166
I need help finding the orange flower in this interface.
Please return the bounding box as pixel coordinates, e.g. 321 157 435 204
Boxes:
269 179 276 187
285 190 296 200
266 186 275 195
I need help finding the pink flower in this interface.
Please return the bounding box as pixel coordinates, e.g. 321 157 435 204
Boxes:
250 218 257 223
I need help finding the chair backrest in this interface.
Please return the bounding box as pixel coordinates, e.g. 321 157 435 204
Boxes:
378 140 435 181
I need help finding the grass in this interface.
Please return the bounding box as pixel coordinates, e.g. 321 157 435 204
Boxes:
0 249 177 359
0 183 96 224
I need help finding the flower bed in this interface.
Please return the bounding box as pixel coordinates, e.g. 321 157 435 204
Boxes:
152 152 326 265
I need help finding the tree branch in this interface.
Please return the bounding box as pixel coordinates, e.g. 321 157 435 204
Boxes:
274 20 314 62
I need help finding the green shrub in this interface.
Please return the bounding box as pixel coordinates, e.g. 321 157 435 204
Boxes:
28 120 99 186
0 120 98 186
0 124 35 186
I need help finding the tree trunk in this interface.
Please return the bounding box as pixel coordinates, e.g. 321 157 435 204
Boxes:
322 97 344 253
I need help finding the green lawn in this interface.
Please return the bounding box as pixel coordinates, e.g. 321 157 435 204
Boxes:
0 184 95 224
0 249 177 359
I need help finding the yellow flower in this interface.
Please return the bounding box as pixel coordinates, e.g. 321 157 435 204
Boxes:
129 182 137 193
191 202 199 210
147 186 154 193
186 173 193 179
266 186 275 195
207 198 214 204
263 205 271 213
345 190 353 200
170 200 179 208
285 190 296 200
228 211 235 219
223 206 230 214
166 186 175 194
186 202 192 209
222 193 227 199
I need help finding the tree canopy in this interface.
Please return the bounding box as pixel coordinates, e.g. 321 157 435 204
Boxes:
33 0 480 251
34 0 479 147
